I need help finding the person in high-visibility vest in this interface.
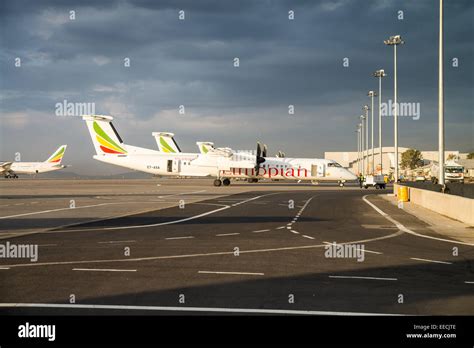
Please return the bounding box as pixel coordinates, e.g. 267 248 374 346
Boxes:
358 173 364 188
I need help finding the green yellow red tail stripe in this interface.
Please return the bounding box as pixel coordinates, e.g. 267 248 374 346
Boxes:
93 121 127 154
47 146 66 163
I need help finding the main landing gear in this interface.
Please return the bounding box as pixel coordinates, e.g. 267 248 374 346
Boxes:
213 178 231 187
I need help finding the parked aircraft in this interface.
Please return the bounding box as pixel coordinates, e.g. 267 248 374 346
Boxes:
82 115 357 186
1 145 68 178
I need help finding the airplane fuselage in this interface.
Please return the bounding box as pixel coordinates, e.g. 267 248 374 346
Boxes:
94 153 357 182
1 162 66 175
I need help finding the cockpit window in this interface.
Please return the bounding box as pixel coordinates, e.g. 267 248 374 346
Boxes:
327 162 342 167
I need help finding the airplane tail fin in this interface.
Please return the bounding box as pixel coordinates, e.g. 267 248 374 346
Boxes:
82 115 128 155
45 145 67 163
196 141 215 154
152 132 181 153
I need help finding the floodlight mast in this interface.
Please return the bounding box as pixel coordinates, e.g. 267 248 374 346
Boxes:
384 35 404 182
374 69 386 174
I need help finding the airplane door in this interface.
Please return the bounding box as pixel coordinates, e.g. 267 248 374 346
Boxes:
318 163 325 177
312 163 325 177
172 159 181 173
167 160 173 173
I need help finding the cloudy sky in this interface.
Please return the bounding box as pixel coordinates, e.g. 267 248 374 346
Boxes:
1 0 472 175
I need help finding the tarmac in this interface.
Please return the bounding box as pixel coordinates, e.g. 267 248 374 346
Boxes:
0 178 473 315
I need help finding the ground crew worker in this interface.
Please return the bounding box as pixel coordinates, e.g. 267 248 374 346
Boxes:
358 173 364 188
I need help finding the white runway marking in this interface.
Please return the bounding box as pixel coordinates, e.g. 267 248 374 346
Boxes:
290 230 300 234
52 205 230 232
0 267 10 270
329 275 397 281
0 203 112 219
276 226 286 230
157 190 207 199
216 233 240 237
252 229 270 233
0 303 405 316
362 195 474 246
48 193 280 233
98 240 136 244
302 235 315 240
465 281 474 284
1 230 404 269
198 271 264 276
410 257 452 265
165 236 194 240
73 268 137 272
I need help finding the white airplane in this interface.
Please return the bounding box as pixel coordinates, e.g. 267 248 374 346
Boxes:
82 115 357 186
151 130 357 187
1 145 68 179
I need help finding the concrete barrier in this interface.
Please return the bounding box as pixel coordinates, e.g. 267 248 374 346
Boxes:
394 184 474 226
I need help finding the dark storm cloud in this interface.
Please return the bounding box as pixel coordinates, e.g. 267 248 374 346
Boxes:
0 0 472 174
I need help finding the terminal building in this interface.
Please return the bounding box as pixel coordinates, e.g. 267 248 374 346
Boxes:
324 147 468 175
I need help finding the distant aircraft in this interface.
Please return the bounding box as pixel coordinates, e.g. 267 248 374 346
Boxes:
1 145 69 179
82 115 357 186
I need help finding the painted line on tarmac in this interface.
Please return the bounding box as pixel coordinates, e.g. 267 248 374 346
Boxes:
198 271 264 276
157 190 207 199
73 268 137 272
47 193 281 233
465 281 474 284
362 195 474 246
0 303 405 315
216 233 240 237
165 236 194 240
1 229 404 269
302 235 315 240
252 229 270 233
0 203 113 219
410 257 452 265
98 240 136 244
329 275 397 281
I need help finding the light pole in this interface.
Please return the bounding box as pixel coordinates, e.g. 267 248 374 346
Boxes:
384 35 404 182
374 69 386 174
356 124 360 175
360 114 366 176
367 93 376 174
358 124 362 175
438 0 445 186
363 106 369 175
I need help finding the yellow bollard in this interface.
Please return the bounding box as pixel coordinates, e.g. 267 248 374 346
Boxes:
398 186 409 202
